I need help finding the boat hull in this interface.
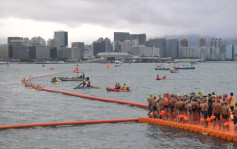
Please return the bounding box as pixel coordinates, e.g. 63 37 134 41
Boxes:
106 87 131 92
58 77 89 81
155 67 170 70
177 67 195 70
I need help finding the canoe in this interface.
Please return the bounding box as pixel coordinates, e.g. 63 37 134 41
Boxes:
58 77 89 81
156 77 166 80
106 87 132 92
155 67 170 70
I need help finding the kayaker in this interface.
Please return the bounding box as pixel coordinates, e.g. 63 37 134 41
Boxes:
122 84 127 90
118 83 121 89
87 80 91 87
52 76 57 82
115 83 118 89
157 74 159 78
79 80 86 87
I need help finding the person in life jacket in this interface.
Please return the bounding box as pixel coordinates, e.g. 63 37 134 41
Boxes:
79 80 86 87
229 92 235 112
87 80 91 87
122 84 127 90
115 83 118 89
52 76 57 82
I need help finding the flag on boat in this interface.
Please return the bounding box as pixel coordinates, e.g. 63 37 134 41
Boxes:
73 67 78 73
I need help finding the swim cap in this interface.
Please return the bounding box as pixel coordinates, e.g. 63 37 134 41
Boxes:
150 94 153 97
158 94 161 96
183 93 187 96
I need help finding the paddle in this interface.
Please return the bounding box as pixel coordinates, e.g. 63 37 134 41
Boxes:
93 86 101 89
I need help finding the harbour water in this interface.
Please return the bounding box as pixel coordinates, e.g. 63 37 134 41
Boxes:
0 62 237 148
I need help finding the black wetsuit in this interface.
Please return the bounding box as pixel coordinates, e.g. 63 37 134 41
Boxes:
208 98 213 117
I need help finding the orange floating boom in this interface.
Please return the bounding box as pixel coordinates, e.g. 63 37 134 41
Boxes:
0 118 138 130
41 88 148 108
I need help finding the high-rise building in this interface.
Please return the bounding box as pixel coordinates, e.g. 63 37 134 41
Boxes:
114 32 130 42
71 42 84 60
104 38 112 52
31 36 46 46
93 38 106 56
225 44 233 60
54 31 68 47
130 34 146 45
210 38 223 47
7 37 24 45
147 38 166 57
180 39 188 47
200 38 206 47
47 38 54 47
166 39 179 58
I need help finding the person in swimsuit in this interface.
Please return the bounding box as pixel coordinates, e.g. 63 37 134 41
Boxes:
201 98 208 128
232 103 237 133
147 94 153 117
187 101 192 124
213 100 222 130
222 101 230 131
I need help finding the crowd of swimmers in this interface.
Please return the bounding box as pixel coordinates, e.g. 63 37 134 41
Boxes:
147 92 237 133
115 83 129 90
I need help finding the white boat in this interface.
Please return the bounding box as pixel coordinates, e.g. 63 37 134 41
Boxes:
170 68 178 73
114 61 122 67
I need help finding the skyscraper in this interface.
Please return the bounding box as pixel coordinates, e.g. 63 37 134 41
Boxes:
93 38 106 56
199 38 206 47
130 34 146 45
210 38 223 47
54 31 68 47
114 32 130 42
147 38 166 57
166 39 179 58
180 39 188 47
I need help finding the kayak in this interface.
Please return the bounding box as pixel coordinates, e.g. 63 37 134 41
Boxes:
106 87 132 92
52 81 59 84
156 77 166 80
74 85 101 89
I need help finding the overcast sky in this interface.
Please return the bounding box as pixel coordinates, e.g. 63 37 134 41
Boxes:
0 0 237 45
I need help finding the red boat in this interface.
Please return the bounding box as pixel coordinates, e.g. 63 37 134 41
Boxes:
106 87 132 92
156 75 166 80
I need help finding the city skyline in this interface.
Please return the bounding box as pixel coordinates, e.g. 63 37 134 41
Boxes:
0 0 237 44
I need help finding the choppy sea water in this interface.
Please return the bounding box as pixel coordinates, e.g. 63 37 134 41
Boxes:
0 62 237 148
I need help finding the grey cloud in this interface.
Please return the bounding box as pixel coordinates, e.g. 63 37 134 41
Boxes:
0 0 237 38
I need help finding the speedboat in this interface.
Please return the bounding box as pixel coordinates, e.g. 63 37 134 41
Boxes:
114 61 122 67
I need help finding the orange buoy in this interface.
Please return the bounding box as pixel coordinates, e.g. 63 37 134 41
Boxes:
183 117 188 121
206 118 211 122
150 112 153 116
107 64 109 69
210 116 216 120
200 118 205 122
224 122 230 127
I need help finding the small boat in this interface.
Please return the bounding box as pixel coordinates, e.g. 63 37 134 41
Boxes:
177 66 195 70
155 67 170 70
106 87 132 92
58 76 89 81
170 68 178 73
156 76 166 80
58 66 89 81
115 61 122 67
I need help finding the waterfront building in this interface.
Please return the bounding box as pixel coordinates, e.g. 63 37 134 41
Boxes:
130 34 146 45
0 44 8 59
200 46 211 60
7 37 24 45
200 38 206 47
234 45 237 60
114 32 130 42
31 36 46 46
166 39 179 58
54 31 68 47
71 42 84 59
120 39 139 53
113 41 121 52
84 44 93 59
180 39 188 47
47 38 54 47
93 38 106 56
225 44 233 60
130 45 159 57
210 38 223 48
147 38 166 58
179 46 200 58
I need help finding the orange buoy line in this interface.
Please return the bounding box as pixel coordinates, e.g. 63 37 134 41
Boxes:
138 117 237 142
41 88 148 108
22 71 148 108
0 118 138 130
